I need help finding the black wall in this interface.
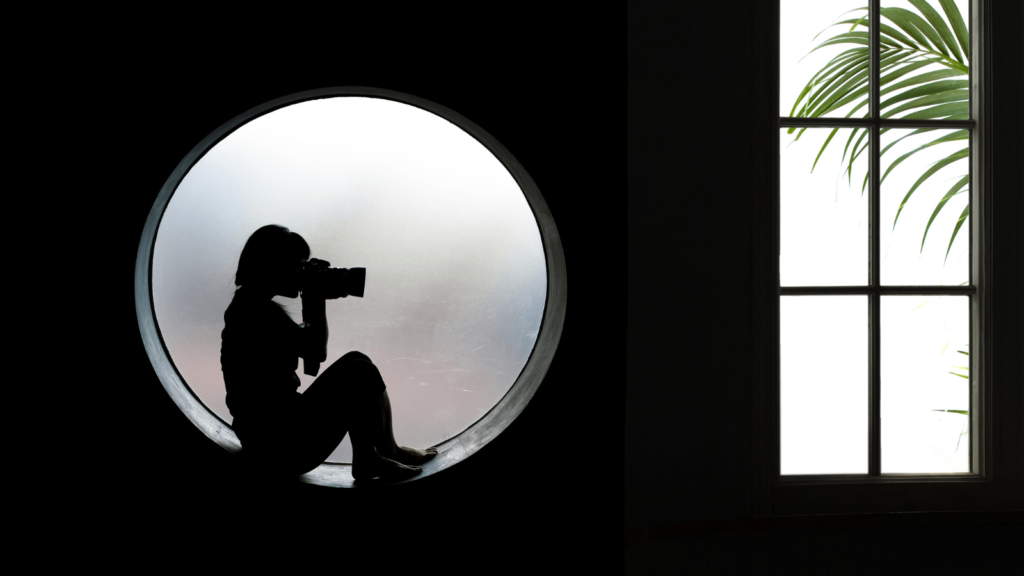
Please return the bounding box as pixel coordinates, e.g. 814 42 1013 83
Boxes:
56 6 624 568
628 0 1022 571
38 0 1020 569
628 0 759 528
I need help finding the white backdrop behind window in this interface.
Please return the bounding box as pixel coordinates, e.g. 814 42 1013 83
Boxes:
152 97 547 463
779 0 972 474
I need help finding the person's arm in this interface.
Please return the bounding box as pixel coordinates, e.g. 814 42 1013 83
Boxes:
300 293 328 375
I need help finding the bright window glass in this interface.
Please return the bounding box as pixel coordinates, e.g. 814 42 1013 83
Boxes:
881 295 970 473
780 127 869 286
780 0 872 119
152 97 547 463
781 296 869 475
779 0 975 477
880 128 970 286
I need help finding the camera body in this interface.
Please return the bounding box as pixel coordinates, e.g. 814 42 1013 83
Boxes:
299 258 366 299
299 259 364 377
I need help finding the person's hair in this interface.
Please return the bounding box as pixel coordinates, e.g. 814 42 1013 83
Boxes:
233 224 311 290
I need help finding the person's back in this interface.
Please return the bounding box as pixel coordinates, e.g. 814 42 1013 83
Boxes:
220 287 302 449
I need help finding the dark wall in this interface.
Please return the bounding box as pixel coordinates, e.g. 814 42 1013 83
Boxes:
57 6 624 567
628 0 758 528
628 0 1023 537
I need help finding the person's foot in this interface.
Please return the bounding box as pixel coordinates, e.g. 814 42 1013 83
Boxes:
380 445 439 466
352 453 422 482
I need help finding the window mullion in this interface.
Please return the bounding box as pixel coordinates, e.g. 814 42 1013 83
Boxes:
868 0 881 477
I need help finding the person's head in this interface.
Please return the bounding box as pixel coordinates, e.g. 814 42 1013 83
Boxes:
234 224 310 298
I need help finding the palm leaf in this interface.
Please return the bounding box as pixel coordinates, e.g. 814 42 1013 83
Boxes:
811 7 869 42
934 57 970 75
798 53 944 158
821 51 934 116
921 175 969 252
811 128 841 173
881 68 966 95
788 0 973 265
845 129 869 188
805 49 919 119
884 89 968 118
795 58 966 158
789 48 867 119
880 7 935 49
857 128 959 195
880 23 925 49
841 127 863 165
804 57 871 117
945 204 969 262
808 31 870 54
881 6 970 72
878 127 940 160
802 47 916 118
882 7 949 58
879 79 968 110
909 0 963 62
938 0 970 59
893 147 969 229
894 100 969 120
822 19 923 50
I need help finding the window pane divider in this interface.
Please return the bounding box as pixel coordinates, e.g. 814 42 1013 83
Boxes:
761 0 1008 514
779 118 976 129
780 286 976 296
776 0 976 482
777 473 986 486
868 0 882 478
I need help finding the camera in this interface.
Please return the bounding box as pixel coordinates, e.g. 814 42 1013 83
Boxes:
300 258 366 299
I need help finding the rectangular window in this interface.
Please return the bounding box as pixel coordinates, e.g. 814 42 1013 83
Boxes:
777 0 979 479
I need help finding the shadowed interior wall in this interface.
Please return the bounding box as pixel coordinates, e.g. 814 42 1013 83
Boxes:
628 0 757 528
628 0 1021 536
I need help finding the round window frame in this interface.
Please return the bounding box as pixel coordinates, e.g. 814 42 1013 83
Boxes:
135 86 566 487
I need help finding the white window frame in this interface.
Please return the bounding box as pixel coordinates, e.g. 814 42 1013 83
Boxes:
752 0 1023 515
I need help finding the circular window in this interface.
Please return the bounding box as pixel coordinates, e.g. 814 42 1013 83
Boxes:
135 87 565 487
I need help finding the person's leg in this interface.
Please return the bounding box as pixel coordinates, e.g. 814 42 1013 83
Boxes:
304 352 424 481
376 389 438 465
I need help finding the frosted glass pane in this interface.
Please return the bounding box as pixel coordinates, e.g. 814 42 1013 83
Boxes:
880 129 969 285
781 296 868 475
780 128 869 286
781 0 871 119
152 97 547 463
880 0 971 120
881 296 970 473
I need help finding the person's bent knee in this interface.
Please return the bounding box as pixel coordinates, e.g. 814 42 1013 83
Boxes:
320 351 373 381
323 355 384 398
338 350 372 365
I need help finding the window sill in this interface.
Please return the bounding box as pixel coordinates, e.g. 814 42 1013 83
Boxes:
776 473 987 486
625 508 1024 544
772 478 1023 516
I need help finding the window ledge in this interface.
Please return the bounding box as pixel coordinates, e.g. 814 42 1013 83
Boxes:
776 473 988 486
625 509 1024 543
773 478 1023 515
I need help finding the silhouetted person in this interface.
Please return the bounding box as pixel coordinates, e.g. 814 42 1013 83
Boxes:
221 224 437 482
